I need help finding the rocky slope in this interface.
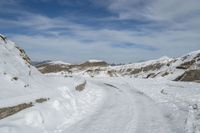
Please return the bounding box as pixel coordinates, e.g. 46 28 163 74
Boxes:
35 51 200 82
36 60 108 76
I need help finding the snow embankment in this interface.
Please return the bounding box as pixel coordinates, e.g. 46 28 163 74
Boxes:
0 76 105 133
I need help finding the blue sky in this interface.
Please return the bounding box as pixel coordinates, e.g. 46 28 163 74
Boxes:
0 0 200 63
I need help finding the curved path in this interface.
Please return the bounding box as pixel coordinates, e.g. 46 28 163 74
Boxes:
63 79 174 133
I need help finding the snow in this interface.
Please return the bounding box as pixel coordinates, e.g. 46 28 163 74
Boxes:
49 61 71 65
113 56 173 69
0 75 105 133
88 59 104 63
2 74 200 133
186 50 200 56
1 37 200 133
38 49 200 81
0 39 105 133
73 76 86 88
58 77 200 133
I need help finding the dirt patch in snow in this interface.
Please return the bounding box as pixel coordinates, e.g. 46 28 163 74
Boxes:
0 98 49 120
35 98 50 103
175 69 200 82
15 46 31 65
0 102 33 120
75 81 86 91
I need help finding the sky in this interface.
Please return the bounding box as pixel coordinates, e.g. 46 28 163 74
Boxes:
0 0 200 63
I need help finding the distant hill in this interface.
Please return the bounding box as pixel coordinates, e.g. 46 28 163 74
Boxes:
34 50 200 82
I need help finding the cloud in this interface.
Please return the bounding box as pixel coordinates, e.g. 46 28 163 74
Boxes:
1 0 200 63
10 22 200 63
103 0 200 22
147 0 200 21
112 43 158 51
11 34 159 63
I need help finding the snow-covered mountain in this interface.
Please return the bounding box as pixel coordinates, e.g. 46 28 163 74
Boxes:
35 50 200 82
36 59 108 75
0 36 44 101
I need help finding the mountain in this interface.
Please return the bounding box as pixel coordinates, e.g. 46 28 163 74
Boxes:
0 35 44 101
35 51 200 82
36 59 108 75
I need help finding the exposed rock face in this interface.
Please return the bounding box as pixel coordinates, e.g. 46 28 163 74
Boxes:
120 62 165 76
0 102 33 119
107 70 117 77
161 72 169 77
36 60 108 74
36 63 71 74
176 53 200 69
15 46 31 65
75 81 86 91
176 60 196 69
142 63 164 72
34 50 200 83
0 34 7 43
175 69 200 82
35 98 49 103
0 98 49 120
80 61 108 68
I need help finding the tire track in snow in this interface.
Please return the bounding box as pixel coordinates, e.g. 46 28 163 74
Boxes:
62 79 174 133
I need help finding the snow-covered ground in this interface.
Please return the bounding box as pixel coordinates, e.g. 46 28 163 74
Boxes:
1 76 200 133
62 77 200 133
1 37 200 133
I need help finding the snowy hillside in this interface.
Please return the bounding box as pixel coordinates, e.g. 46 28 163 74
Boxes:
0 36 105 133
35 50 200 82
0 37 42 101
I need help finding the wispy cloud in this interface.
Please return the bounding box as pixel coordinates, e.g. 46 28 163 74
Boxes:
112 43 158 51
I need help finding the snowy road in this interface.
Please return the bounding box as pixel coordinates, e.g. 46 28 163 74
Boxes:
63 79 174 133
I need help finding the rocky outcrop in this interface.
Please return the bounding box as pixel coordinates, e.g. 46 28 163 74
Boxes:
36 60 108 74
175 69 200 82
75 81 86 91
0 102 33 119
35 98 49 103
15 46 31 65
176 53 200 69
0 34 7 43
34 50 200 83
79 61 108 68
0 98 49 120
36 63 71 74
122 62 165 76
